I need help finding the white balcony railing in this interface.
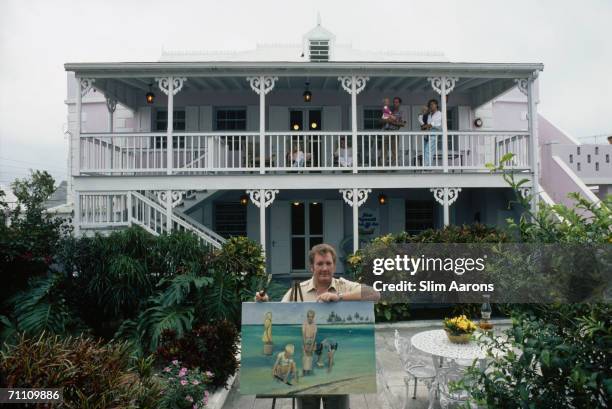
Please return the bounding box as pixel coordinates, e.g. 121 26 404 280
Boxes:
79 131 530 174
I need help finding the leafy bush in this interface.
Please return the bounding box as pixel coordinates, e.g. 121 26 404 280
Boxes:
0 171 70 311
460 303 611 408
156 320 240 388
458 159 612 408
347 224 509 322
159 360 213 409
0 333 161 408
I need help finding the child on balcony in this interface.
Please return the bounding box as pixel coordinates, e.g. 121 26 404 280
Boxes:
288 143 310 167
381 97 394 122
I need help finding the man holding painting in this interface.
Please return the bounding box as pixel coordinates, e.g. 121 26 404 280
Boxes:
256 243 380 409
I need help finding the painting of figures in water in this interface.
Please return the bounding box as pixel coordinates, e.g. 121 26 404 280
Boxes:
240 302 376 396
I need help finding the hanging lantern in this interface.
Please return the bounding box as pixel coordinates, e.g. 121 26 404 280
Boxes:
240 194 249 206
146 83 155 104
303 81 312 102
378 193 387 205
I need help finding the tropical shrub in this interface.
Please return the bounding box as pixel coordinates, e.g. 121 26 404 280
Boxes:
159 360 213 409
460 303 611 408
457 159 612 408
0 171 70 311
156 320 240 388
0 333 161 408
347 224 509 322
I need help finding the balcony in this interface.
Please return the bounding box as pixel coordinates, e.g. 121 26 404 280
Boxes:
79 130 530 175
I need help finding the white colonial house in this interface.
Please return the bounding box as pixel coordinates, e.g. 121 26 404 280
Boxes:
63 20 610 275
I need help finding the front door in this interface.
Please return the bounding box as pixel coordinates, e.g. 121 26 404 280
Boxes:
290 201 323 274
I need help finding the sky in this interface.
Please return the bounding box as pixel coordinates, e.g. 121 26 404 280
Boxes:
242 302 375 325
1 0 611 187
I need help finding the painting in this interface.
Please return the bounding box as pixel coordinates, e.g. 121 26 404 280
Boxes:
240 301 377 396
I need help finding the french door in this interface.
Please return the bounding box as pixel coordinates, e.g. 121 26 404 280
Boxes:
290 201 323 272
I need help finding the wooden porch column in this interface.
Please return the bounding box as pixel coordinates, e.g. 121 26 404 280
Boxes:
339 76 369 174
350 77 358 174
155 76 187 176
126 192 133 226
527 77 540 214
74 191 81 237
247 189 279 261
166 77 174 175
428 77 458 173
340 189 371 253
441 76 449 173
247 77 277 175
105 97 117 169
166 189 173 232
73 77 95 236
431 188 461 226
352 188 359 252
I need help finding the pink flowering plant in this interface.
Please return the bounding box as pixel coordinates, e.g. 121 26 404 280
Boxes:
159 359 213 409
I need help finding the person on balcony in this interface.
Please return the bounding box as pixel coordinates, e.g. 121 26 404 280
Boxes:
381 97 406 166
420 99 442 167
288 143 309 167
334 138 353 167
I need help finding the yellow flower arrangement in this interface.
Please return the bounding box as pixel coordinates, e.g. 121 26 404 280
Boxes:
443 315 477 335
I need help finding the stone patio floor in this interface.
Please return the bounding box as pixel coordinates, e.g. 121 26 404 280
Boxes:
222 320 510 409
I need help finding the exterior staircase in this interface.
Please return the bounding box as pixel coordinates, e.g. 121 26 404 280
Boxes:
538 115 607 211
134 191 226 248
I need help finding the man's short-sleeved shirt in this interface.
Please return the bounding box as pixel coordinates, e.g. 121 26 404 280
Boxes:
383 108 403 130
281 277 361 302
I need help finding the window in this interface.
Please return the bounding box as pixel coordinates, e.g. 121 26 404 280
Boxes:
291 202 323 271
215 108 247 131
309 40 329 62
405 201 434 234
155 109 185 131
364 109 383 130
152 109 186 149
214 202 247 238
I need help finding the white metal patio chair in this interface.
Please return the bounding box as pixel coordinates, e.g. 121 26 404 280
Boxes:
394 330 437 401
437 360 479 409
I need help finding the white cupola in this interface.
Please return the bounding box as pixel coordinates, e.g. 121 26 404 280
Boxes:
302 13 335 62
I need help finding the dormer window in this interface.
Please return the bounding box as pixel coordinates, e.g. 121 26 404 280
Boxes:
309 40 330 62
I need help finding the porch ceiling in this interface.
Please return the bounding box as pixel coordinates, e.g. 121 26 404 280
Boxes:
89 73 524 112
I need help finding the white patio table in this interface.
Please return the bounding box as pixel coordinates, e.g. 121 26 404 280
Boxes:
411 329 487 409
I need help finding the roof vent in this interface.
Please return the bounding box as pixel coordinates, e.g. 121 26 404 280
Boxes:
309 40 330 62
303 13 335 62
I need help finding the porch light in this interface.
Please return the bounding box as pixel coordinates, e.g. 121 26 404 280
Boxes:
378 193 387 205
145 83 155 104
292 123 300 131
240 194 249 206
303 81 312 102
310 122 318 130
293 201 301 206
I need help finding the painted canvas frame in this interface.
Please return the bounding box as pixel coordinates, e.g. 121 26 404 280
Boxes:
240 301 376 396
